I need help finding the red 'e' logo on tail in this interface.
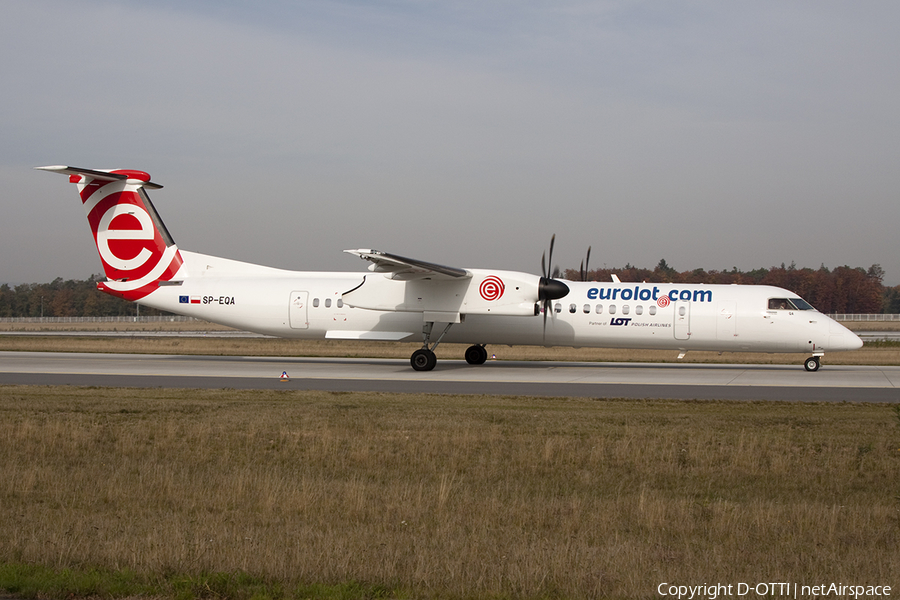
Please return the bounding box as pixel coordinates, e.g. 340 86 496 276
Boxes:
81 180 182 301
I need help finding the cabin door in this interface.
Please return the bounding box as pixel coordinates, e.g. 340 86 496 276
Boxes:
673 301 691 340
289 291 309 329
717 301 736 341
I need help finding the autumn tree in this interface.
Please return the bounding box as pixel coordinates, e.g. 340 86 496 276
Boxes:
563 261 893 313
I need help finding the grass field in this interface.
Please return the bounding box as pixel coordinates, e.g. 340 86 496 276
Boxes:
1 385 898 599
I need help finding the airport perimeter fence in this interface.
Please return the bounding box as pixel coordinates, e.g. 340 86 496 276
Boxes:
0 316 201 323
830 314 900 321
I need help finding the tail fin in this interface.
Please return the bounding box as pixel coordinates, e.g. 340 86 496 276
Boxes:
37 166 184 301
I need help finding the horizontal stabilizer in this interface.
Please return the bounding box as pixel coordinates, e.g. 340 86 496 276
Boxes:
35 165 163 189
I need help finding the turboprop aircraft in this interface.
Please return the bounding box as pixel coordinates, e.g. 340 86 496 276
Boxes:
37 165 863 372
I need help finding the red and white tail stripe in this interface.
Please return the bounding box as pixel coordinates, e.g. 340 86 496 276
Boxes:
37 166 183 301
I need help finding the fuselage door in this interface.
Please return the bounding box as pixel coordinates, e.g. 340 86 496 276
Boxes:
674 301 691 340
717 301 736 341
289 291 309 329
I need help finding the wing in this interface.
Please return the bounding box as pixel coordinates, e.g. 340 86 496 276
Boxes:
344 249 470 280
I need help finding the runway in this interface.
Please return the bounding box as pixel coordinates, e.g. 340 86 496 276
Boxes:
1 351 899 401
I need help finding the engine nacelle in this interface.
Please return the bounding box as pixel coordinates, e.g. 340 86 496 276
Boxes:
342 269 547 318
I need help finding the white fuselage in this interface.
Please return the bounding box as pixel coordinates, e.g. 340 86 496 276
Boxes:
36 164 863 372
139 251 861 355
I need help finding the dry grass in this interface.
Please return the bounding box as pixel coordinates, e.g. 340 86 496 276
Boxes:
844 321 900 331
1 385 898 599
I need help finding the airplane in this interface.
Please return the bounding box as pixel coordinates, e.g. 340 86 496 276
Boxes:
37 165 863 372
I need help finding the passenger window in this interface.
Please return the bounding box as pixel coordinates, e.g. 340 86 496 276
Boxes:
679 306 686 316
649 305 656 316
622 305 630 315
635 305 643 315
313 298 319 307
325 298 332 308
596 304 603 314
609 305 617 315
554 302 562 313
337 299 344 308
583 304 590 314
569 304 577 314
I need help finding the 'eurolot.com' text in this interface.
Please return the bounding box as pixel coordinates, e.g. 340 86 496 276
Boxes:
658 582 892 599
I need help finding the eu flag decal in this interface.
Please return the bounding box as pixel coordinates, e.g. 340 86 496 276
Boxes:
179 296 189 304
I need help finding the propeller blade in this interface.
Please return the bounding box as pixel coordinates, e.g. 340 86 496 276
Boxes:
547 234 555 278
538 234 566 340
584 246 591 281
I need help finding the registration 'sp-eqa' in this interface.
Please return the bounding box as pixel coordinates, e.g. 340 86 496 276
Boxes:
38 166 862 372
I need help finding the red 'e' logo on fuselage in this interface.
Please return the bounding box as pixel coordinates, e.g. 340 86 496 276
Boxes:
479 276 505 301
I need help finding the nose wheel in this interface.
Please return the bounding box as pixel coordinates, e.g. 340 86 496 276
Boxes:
804 356 820 372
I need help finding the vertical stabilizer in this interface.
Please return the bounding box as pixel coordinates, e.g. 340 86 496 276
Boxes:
37 166 184 301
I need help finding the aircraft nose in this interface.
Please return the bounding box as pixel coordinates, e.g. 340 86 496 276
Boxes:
828 323 863 351
829 332 863 351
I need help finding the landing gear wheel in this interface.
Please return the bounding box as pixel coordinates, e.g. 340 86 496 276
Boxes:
465 344 488 365
804 356 820 372
411 348 437 371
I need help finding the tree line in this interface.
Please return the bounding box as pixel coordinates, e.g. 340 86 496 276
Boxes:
566 261 896 314
1 262 898 318
0 275 170 318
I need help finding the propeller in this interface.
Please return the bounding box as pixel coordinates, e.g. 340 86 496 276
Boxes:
579 246 592 282
538 234 570 334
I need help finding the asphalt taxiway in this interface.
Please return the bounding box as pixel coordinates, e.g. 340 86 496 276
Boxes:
1 351 899 401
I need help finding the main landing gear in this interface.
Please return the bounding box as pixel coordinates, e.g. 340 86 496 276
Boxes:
411 348 438 371
804 356 821 372
411 343 488 371
409 321 490 371
410 321 453 372
465 344 488 365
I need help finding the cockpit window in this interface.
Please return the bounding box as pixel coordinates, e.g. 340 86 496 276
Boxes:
768 297 815 311
790 297 815 310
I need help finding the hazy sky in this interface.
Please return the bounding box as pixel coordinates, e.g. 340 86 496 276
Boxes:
3 1 899 285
